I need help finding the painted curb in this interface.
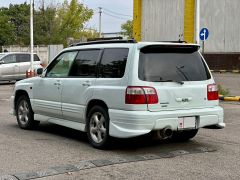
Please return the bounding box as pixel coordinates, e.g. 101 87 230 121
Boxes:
211 70 240 73
219 95 240 101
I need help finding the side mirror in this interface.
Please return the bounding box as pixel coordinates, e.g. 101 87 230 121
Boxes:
36 68 43 75
0 60 4 65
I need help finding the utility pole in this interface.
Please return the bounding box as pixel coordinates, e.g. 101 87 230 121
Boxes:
30 0 34 75
195 0 200 44
98 7 102 38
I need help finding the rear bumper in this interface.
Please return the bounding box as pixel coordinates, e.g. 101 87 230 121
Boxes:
109 106 224 138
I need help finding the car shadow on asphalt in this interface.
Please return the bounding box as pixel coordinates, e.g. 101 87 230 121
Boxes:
26 122 215 153
0 81 15 85
35 122 89 144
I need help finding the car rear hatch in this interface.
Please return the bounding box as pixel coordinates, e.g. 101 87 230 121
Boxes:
138 44 218 112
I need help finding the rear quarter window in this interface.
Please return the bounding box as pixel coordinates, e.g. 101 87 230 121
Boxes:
138 46 211 82
34 54 40 61
16 54 30 62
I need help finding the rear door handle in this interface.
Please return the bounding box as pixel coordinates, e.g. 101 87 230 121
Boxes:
82 81 91 87
53 82 61 86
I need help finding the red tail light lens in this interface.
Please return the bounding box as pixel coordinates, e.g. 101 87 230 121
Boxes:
125 86 158 104
207 84 219 100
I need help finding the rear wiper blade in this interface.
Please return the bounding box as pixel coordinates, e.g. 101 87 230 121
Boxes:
157 80 184 85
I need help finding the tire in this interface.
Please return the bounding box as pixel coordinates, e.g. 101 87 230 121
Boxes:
171 129 198 142
86 106 110 149
16 95 40 129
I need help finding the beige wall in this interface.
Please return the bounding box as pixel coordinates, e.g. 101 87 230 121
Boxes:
141 0 240 53
141 0 185 42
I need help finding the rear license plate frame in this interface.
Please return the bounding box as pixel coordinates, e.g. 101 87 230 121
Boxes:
178 116 196 130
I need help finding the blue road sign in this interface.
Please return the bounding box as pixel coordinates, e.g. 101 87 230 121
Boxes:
199 28 209 41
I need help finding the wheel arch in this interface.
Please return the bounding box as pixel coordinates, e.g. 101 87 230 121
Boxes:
14 90 30 111
85 99 109 119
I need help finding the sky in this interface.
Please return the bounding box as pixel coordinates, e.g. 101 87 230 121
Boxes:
0 0 133 33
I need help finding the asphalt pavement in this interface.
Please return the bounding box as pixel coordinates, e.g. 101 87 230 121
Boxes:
0 73 239 180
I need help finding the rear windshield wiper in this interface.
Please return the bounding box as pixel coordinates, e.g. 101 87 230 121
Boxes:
157 80 184 85
176 66 189 81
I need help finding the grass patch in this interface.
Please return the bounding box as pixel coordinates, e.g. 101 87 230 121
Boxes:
218 84 230 96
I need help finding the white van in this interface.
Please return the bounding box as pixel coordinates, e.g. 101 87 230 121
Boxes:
10 40 225 149
0 52 42 81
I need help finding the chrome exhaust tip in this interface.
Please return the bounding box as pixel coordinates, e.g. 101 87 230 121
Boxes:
156 128 173 140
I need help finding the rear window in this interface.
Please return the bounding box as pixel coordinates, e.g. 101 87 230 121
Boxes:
138 45 211 82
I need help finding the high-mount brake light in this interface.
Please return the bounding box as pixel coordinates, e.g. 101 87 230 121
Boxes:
125 86 158 104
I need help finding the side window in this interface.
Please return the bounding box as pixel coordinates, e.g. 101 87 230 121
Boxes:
16 54 30 62
2 54 16 64
99 48 129 78
46 51 78 77
34 54 40 61
69 50 100 77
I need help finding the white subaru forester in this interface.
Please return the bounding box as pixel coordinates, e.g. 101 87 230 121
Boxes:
10 40 225 149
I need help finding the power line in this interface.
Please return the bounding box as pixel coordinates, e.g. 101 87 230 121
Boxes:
103 8 132 18
102 11 132 20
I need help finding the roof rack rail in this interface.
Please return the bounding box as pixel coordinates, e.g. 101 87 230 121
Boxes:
156 40 187 43
70 37 137 47
87 36 123 41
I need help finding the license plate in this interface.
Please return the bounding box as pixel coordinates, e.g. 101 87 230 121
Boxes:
178 116 196 129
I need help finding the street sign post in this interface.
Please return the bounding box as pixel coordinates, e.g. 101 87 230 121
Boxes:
199 28 209 55
199 28 209 41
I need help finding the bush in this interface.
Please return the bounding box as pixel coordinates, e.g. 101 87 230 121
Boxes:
218 84 230 96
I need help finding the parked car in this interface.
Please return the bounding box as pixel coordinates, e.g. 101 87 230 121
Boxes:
10 40 225 149
0 52 43 81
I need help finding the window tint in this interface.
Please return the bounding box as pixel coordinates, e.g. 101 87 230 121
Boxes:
16 54 30 62
99 48 128 78
138 46 210 82
46 51 78 77
69 50 100 77
34 54 40 61
2 54 16 64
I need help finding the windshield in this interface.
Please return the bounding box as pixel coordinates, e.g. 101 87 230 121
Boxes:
138 46 211 82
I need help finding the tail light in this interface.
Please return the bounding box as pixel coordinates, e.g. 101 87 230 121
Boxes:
40 63 44 67
125 86 158 104
207 84 218 100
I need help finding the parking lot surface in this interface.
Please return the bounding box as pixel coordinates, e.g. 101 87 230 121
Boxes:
0 73 240 179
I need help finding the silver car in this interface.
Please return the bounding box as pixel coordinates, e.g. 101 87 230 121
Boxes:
0 52 42 81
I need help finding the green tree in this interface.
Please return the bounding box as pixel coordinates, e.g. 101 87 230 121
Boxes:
6 3 30 45
0 13 14 46
0 0 95 46
121 20 133 39
0 3 30 45
54 0 94 46
34 6 57 44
